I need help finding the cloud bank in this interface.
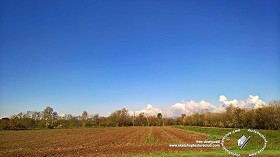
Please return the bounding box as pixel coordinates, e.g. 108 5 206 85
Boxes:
129 95 266 117
219 95 265 109
129 104 162 117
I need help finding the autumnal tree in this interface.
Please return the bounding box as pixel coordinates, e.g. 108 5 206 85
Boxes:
232 108 245 128
181 114 186 125
131 112 136 126
119 108 129 126
138 112 146 126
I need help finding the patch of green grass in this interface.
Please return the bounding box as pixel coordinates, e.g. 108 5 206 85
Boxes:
124 126 280 157
205 135 221 141
146 134 154 144
123 150 228 157
175 126 280 156
146 128 154 144
175 126 280 150
121 149 280 157
174 125 232 138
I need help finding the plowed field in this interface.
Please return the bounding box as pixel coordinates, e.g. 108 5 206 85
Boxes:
0 126 214 157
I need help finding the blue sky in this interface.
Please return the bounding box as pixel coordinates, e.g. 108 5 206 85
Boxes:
0 0 279 117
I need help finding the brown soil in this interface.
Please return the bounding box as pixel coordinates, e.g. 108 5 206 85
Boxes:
0 126 217 157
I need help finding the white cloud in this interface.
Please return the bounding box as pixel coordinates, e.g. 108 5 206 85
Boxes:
163 101 217 117
60 114 67 118
219 95 265 109
239 95 265 109
130 100 217 117
129 104 162 117
129 95 266 117
219 95 238 108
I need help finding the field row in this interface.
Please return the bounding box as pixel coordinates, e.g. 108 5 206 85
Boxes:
0 126 209 156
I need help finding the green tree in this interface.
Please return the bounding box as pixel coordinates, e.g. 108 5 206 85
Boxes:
42 106 57 128
157 113 162 126
93 114 100 127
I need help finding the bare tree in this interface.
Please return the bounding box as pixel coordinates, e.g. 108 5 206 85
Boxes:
82 111 88 127
138 112 146 126
131 112 136 126
93 114 100 127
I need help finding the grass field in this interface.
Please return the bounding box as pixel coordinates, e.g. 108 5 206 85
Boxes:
173 126 280 156
130 126 280 157
0 126 279 157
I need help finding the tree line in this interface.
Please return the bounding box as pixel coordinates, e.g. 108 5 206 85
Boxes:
0 100 279 130
0 107 177 130
181 100 280 130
